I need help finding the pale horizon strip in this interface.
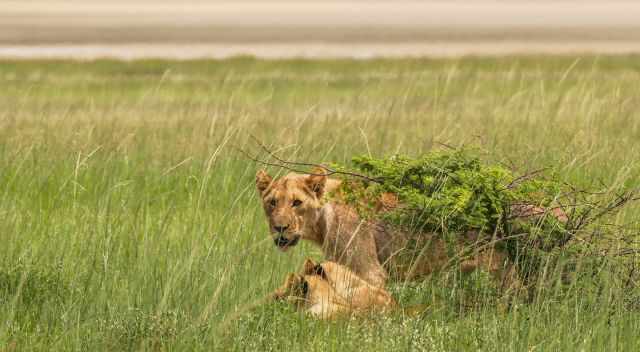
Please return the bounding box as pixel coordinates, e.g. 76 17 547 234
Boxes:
2 42 640 60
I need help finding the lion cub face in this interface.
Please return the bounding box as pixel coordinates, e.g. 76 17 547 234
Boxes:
273 259 396 319
255 170 327 251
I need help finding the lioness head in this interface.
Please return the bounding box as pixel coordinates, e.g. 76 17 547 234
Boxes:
255 170 327 251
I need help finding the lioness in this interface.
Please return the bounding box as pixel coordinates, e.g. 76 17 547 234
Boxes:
256 170 528 290
273 258 396 319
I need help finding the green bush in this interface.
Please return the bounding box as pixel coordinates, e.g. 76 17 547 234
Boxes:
330 149 626 280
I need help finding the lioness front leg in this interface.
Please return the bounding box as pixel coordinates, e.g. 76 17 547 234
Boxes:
360 260 389 288
333 238 389 288
332 254 388 288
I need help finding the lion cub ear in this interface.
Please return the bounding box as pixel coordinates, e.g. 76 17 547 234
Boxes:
305 168 327 198
302 258 327 279
302 258 319 275
256 169 273 194
273 273 300 300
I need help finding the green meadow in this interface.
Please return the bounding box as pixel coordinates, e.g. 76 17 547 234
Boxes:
0 56 639 351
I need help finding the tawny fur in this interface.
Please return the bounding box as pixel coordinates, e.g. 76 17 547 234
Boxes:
273 259 396 319
256 170 529 290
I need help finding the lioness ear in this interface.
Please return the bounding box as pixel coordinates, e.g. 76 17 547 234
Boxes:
256 169 273 194
305 168 326 198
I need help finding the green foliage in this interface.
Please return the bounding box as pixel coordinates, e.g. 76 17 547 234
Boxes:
332 149 574 273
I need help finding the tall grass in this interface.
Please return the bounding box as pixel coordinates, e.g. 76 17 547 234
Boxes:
0 56 638 350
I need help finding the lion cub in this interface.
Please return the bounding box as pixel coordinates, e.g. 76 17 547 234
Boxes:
273 259 396 319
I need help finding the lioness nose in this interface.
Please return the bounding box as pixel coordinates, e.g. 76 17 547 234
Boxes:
274 225 289 233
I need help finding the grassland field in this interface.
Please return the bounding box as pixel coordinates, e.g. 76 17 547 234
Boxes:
0 56 639 351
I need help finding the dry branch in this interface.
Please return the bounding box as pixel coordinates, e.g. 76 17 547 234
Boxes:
238 135 383 183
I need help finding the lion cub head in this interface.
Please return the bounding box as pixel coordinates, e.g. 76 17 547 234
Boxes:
273 259 396 319
256 170 333 251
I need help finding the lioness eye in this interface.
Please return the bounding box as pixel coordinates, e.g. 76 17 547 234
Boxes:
269 199 277 207
292 199 303 207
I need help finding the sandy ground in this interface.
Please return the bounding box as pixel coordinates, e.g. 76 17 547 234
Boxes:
2 1 640 59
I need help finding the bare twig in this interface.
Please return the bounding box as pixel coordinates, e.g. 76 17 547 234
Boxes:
434 140 458 151
239 135 384 183
504 167 549 190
